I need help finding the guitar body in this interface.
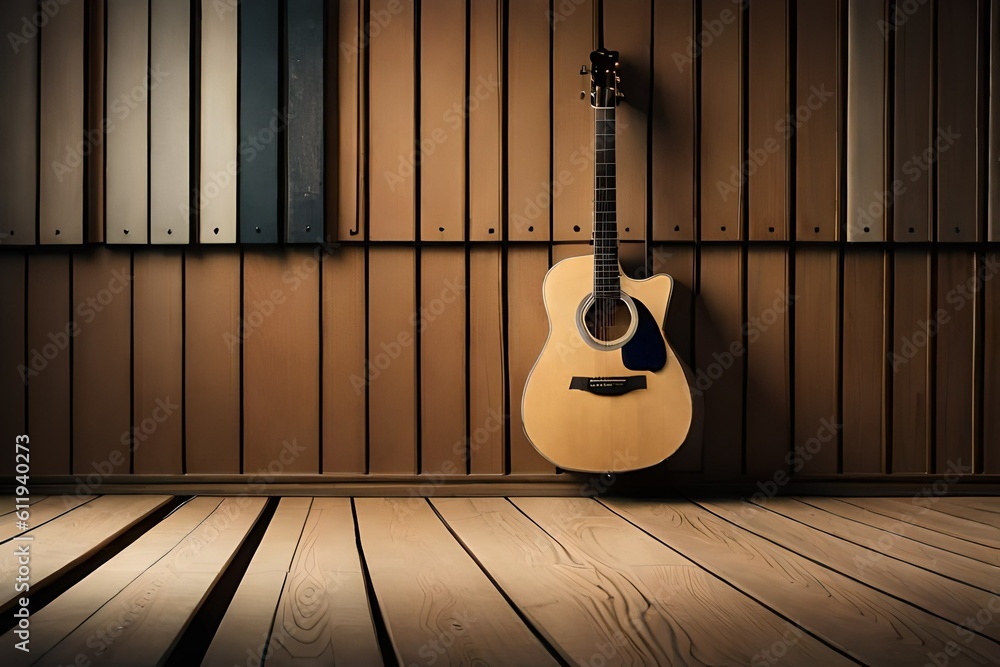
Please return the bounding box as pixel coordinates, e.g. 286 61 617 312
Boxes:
522 255 693 472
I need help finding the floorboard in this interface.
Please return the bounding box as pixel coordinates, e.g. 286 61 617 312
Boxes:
0 495 47 516
38 497 265 666
604 498 1000 665
843 498 1000 549
0 495 172 614
921 498 999 527
354 497 557 666
0 495 95 543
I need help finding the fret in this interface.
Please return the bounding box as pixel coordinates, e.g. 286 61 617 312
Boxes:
593 100 619 299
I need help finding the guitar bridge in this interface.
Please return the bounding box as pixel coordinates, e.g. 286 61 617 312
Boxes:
569 376 647 396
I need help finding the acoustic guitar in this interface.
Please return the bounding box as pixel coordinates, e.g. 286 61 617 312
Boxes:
521 48 693 473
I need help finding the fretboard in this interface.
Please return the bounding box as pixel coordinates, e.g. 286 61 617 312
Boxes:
594 106 619 299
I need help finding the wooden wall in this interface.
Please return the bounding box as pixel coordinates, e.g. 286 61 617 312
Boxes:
1 0 999 488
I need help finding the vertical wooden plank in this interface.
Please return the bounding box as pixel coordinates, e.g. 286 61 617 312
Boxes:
509 0 551 241
793 247 840 474
73 248 132 475
239 0 280 243
0 255 25 478
420 0 466 241
243 250 320 473
748 0 788 240
369 0 415 241
39 0 85 245
286 0 325 244
0 0 37 245
334 0 361 240
992 4 1000 242
420 248 467 473
985 252 1000 472
694 247 743 479
796 0 840 241
893 0 932 241
935 251 976 473
27 253 71 474
469 0 502 240
367 248 417 473
469 247 505 474
937 0 981 242
323 247 367 473
891 250 931 473
132 252 182 473
185 250 240 474
700 0 743 241
841 249 885 473
846 0 887 241
200 0 238 243
507 246 554 473
651 0 695 242
604 0 648 243
150 0 190 244
87 0 105 243
745 248 790 476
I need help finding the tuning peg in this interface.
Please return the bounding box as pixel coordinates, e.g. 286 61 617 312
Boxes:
580 65 588 75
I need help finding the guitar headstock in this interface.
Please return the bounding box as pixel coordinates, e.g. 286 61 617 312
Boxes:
588 48 621 109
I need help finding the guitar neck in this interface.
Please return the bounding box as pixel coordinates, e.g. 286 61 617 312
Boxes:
594 105 619 299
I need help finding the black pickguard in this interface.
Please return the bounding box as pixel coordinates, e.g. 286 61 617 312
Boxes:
621 297 666 372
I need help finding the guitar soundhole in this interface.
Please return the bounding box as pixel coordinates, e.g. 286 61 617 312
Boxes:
584 297 634 343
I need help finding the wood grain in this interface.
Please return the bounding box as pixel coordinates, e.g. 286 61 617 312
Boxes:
369 0 415 240
185 250 241 474
150 0 190 244
748 0 788 240
893 0 933 241
700 0 743 241
803 497 1000 567
334 0 362 240
469 247 506 474
651 0 695 241
40 497 264 667
0 495 173 614
39 0 85 244
892 250 932 473
286 0 325 244
0 0 37 245
239 0 280 243
27 253 71 474
438 497 850 666
795 0 840 241
924 498 999 528
606 498 1000 665
420 248 467 474
322 246 368 473
0 497 220 664
201 497 309 667
507 246 554 473
935 252 977 474
0 495 46 517
73 248 132 475
604 0 648 243
0 255 25 480
266 499 381 665
133 251 183 474
468 0 502 240
87 0 105 242
701 498 1000 641
843 498 1000 549
420 0 466 241
937 0 982 242
354 498 557 666
793 247 839 474
243 250 320 474
509 0 551 241
993 4 1000 241
987 253 1000 472
695 246 743 478
846 0 887 241
367 247 418 473
745 247 790 476
763 497 1000 593
200 0 238 243
841 249 886 473
0 495 94 544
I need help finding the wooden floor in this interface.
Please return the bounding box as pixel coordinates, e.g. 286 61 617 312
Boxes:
0 495 997 666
